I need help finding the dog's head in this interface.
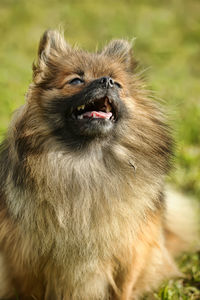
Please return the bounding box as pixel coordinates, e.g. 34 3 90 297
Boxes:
29 30 138 147
10 30 172 192
21 30 171 176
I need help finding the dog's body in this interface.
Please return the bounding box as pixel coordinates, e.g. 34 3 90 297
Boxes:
0 30 197 299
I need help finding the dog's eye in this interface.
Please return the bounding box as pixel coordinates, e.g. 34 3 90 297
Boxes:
114 81 122 89
69 78 84 85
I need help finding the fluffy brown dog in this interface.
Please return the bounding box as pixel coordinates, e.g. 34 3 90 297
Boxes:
0 30 197 300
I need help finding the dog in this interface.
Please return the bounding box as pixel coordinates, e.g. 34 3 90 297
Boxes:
0 30 198 299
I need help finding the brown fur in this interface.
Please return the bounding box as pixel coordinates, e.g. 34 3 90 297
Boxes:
0 30 194 299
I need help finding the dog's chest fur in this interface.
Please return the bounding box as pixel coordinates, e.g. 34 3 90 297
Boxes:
2 143 165 299
7 145 158 260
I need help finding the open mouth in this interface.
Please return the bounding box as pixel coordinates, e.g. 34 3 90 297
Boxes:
72 96 117 121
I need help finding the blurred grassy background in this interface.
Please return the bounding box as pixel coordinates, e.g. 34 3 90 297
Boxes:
0 0 199 298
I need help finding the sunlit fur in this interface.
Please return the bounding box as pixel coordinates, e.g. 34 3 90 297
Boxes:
0 30 196 300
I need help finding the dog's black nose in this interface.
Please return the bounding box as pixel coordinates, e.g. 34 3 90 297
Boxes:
99 76 114 88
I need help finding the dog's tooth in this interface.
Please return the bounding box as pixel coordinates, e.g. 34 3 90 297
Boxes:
104 97 112 112
77 105 85 111
106 103 112 112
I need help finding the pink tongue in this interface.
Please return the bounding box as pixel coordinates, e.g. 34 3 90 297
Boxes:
82 111 112 119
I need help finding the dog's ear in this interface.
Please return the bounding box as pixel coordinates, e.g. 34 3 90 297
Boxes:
102 39 135 72
33 30 70 83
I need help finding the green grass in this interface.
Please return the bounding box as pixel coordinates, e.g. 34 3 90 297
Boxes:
0 0 199 298
154 253 200 300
